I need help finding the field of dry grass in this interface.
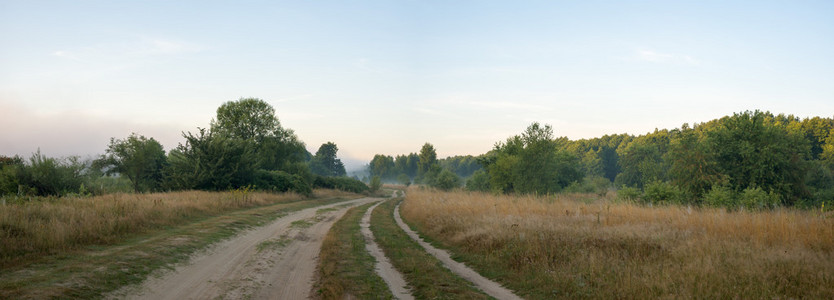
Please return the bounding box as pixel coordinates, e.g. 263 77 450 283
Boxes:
0 189 329 267
400 188 834 299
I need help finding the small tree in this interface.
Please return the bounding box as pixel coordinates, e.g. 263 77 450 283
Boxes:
97 133 167 192
369 175 382 194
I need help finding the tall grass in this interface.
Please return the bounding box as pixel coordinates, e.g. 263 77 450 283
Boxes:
401 188 834 299
0 190 306 267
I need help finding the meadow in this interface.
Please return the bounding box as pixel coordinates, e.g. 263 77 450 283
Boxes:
0 189 314 267
400 188 834 299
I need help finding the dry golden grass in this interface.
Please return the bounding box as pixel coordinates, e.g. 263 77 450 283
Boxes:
0 190 306 267
401 188 834 299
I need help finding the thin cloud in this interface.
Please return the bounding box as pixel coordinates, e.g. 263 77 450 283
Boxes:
51 37 203 62
636 49 699 65
468 101 551 111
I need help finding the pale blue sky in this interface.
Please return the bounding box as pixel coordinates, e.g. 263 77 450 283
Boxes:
2 0 832 170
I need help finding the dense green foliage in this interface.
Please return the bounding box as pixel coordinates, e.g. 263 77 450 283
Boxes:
479 123 583 194
467 111 833 209
95 134 167 192
0 152 94 197
465 111 832 210
312 175 368 194
309 142 346 177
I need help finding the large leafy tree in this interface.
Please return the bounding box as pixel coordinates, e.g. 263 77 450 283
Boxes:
211 97 307 171
97 133 167 192
212 98 282 141
704 111 810 204
310 142 346 177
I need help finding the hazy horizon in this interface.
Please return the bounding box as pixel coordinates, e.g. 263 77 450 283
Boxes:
2 1 832 168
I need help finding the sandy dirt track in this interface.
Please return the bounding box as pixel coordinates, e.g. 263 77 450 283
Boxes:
360 199 414 300
113 197 379 300
394 203 523 300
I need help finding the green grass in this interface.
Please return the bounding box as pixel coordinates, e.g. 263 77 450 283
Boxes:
314 202 393 299
370 198 491 299
0 196 356 299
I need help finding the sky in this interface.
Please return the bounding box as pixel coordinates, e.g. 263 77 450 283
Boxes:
1 0 833 170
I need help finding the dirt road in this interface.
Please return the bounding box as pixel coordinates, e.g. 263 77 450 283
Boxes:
394 203 523 300
114 197 379 300
360 199 414 300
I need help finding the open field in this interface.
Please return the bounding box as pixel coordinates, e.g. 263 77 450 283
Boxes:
400 188 834 299
0 190 310 267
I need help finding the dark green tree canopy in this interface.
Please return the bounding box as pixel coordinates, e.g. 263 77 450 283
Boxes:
310 142 346 177
417 143 438 178
96 133 167 192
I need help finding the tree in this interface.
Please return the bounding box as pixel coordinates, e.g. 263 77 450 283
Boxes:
513 123 581 194
666 125 722 202
211 97 308 172
417 143 438 180
164 128 257 191
369 175 382 193
369 154 396 180
309 142 346 177
211 98 282 141
97 133 167 192
615 130 670 189
704 111 810 204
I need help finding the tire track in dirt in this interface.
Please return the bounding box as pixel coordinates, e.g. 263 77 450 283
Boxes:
394 202 523 300
360 199 414 300
113 197 379 300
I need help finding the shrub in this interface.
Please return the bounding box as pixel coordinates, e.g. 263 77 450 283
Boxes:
643 181 683 205
433 169 461 191
738 187 781 210
254 170 312 196
703 184 736 208
617 186 642 201
369 176 382 193
465 169 490 192
564 175 611 195
313 175 369 194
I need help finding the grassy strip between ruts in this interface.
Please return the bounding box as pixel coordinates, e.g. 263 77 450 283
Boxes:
0 193 360 299
371 198 492 299
313 202 394 299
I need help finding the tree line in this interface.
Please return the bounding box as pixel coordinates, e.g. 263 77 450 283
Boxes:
469 110 834 209
0 98 366 198
367 143 471 191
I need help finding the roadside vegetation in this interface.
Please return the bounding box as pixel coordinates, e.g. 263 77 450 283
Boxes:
400 188 834 299
0 189 360 298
